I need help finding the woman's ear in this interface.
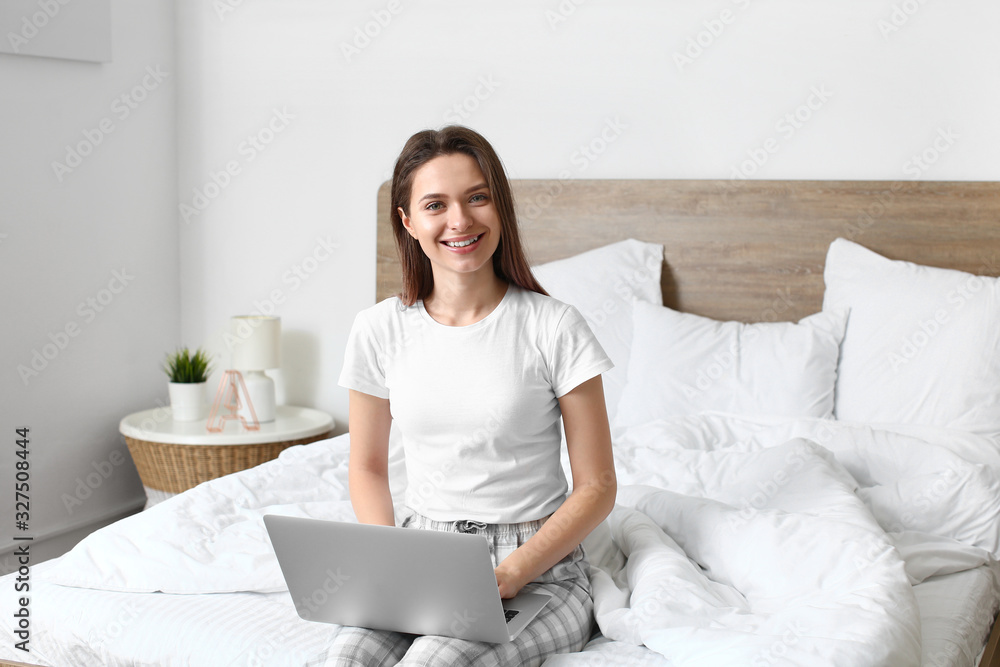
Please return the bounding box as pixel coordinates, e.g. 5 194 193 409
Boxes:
398 207 418 239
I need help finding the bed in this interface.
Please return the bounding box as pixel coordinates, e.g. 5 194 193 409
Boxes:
3 178 1000 666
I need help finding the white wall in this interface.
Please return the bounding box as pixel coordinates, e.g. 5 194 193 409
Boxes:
0 0 176 568
175 0 999 437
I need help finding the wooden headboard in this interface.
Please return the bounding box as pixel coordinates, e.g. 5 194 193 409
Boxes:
376 180 1000 322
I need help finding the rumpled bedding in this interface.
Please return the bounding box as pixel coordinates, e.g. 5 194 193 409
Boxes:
578 415 1000 666
36 435 362 594
11 413 1000 666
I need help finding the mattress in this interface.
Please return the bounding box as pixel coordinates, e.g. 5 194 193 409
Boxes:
1 556 995 666
917 559 1000 667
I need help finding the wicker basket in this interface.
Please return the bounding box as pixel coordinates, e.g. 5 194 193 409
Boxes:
124 431 334 494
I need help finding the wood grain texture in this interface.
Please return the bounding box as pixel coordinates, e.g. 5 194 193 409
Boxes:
377 179 1000 321
982 611 1000 667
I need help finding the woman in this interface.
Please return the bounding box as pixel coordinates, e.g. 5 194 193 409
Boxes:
336 125 617 666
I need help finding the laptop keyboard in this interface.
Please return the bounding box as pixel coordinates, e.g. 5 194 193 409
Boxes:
504 609 520 624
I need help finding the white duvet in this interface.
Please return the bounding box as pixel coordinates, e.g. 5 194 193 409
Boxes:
577 416 1000 667
8 414 1000 666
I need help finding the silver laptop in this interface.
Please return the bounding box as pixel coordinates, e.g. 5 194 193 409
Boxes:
262 514 553 643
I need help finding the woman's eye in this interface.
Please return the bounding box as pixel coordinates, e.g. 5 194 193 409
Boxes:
470 193 488 203
426 202 443 211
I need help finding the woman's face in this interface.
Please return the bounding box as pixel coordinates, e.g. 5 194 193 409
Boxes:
399 152 502 284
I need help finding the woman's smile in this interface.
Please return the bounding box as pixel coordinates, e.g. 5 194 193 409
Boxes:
441 232 485 253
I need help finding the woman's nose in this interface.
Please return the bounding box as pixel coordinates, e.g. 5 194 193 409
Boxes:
447 205 472 230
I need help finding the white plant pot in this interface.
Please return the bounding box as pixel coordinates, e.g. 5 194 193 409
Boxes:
168 382 208 421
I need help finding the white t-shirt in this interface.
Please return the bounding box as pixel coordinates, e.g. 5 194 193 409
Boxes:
338 283 613 523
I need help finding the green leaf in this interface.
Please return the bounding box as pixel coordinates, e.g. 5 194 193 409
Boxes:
163 346 214 383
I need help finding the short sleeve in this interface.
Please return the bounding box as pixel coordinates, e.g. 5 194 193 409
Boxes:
338 310 389 399
548 304 615 398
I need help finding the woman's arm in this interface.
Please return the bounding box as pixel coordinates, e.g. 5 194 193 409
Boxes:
495 375 617 598
347 389 396 526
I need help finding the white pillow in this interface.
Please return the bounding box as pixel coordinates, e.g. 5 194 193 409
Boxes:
614 301 849 432
823 238 1000 438
532 239 663 423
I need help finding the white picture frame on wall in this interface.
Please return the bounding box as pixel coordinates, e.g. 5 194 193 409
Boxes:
0 0 112 63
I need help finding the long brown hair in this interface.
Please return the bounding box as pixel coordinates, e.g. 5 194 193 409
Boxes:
390 125 548 306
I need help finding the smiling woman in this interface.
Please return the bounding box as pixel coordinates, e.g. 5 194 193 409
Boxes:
335 126 617 665
397 152 505 324
388 126 549 311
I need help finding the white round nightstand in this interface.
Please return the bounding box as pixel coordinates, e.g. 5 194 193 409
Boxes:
120 405 335 507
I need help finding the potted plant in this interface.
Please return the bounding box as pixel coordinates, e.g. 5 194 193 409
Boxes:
163 347 214 421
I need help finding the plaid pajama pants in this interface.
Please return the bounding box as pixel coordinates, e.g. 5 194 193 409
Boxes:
326 506 596 666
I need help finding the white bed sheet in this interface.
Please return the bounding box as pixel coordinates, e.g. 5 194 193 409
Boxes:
1 416 998 666
917 559 1000 667
1 558 995 666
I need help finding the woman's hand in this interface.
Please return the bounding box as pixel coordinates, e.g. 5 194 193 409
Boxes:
495 562 527 599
